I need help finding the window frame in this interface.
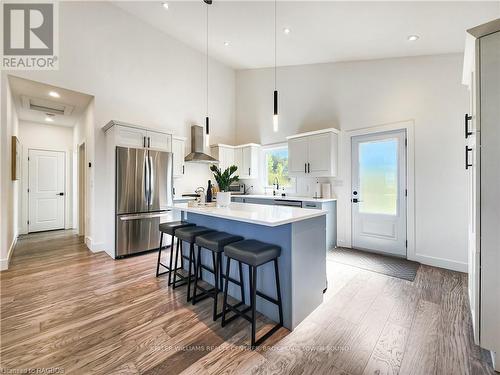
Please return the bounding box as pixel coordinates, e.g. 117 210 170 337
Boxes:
260 142 296 193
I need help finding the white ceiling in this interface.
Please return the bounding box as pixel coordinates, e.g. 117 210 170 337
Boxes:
115 1 500 70
8 76 93 127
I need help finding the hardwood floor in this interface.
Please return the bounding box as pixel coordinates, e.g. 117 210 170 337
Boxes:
0 231 495 374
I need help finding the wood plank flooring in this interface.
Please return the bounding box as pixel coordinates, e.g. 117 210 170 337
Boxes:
0 230 496 374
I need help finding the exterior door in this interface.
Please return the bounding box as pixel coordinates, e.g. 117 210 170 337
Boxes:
28 149 65 232
351 130 407 257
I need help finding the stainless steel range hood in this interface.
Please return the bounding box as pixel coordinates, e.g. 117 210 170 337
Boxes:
184 125 218 163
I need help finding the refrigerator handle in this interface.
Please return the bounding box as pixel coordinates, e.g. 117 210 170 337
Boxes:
144 153 149 204
148 154 153 207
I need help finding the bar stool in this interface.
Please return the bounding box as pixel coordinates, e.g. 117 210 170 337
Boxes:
192 231 244 320
156 221 195 285
221 239 283 348
173 226 214 302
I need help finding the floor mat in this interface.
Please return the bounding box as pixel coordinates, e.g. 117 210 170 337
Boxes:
328 247 420 281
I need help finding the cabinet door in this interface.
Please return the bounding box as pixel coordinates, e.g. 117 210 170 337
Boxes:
220 147 235 172
288 137 309 175
116 126 148 148
241 146 252 177
308 133 332 175
234 148 244 177
147 131 171 152
172 138 185 178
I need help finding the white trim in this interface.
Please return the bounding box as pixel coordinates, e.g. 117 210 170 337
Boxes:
286 127 340 140
413 253 467 273
342 120 416 263
0 236 17 271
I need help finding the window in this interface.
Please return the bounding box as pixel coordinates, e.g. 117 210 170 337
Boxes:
264 147 291 187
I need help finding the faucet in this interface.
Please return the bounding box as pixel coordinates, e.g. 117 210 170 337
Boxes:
274 177 280 190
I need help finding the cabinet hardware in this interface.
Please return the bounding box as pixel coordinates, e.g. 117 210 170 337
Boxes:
465 114 473 139
182 165 185 174
148 137 151 148
143 136 146 148
57 192 64 196
248 168 251 175
305 163 307 173
465 146 473 169
307 163 310 173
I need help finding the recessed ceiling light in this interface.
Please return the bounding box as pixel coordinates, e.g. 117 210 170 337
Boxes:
283 28 291 35
224 41 230 46
45 116 54 122
407 35 419 41
48 91 60 98
162 2 169 10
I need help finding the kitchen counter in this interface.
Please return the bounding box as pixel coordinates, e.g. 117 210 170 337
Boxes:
167 202 326 227
237 194 337 203
168 202 327 330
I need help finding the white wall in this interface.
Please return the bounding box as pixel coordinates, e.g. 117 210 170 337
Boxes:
17 121 74 235
0 76 20 270
3 2 236 254
235 54 468 272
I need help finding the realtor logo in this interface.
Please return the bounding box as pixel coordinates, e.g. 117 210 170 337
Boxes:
1 2 58 70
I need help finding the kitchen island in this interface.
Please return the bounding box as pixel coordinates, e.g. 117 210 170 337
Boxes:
167 202 327 330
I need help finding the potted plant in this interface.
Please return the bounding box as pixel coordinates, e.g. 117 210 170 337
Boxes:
210 164 239 207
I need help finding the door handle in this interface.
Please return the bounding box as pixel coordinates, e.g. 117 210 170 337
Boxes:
465 114 473 139
352 198 363 203
308 163 310 173
465 146 473 170
57 192 64 196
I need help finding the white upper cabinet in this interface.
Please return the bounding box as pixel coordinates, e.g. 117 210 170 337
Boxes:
147 130 171 152
288 137 309 174
104 121 172 152
287 129 339 177
211 143 260 179
172 136 186 178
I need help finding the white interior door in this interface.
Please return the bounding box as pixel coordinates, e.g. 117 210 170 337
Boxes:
351 130 407 257
29 149 65 232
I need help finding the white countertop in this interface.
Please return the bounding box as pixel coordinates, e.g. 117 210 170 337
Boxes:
173 196 196 202
167 202 326 227
234 194 337 203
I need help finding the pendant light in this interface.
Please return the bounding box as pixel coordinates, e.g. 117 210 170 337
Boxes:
273 0 279 133
204 0 212 146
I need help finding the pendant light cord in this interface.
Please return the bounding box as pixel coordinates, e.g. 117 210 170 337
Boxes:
206 1 209 117
274 0 277 90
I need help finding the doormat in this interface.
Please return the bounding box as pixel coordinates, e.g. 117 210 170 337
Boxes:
328 247 420 282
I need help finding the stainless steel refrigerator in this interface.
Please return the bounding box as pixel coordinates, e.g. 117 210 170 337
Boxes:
115 146 173 257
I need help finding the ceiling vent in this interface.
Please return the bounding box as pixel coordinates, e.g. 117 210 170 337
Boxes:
21 95 74 116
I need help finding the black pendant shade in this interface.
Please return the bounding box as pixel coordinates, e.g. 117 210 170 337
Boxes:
274 90 278 116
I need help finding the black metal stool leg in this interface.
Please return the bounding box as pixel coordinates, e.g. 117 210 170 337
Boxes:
172 239 179 287
274 259 284 326
251 265 257 348
187 243 195 302
155 232 164 277
221 257 231 327
192 245 202 305
238 261 245 304
167 234 175 284
213 251 219 321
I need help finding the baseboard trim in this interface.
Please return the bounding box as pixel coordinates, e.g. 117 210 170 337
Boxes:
412 253 467 273
0 236 18 271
